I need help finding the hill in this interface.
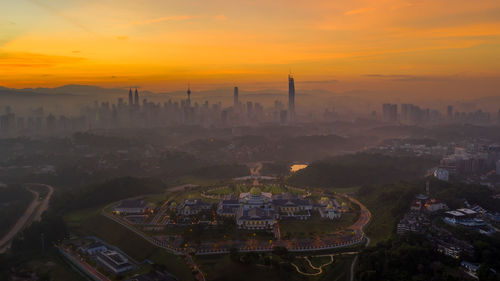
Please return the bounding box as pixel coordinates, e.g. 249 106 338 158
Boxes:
287 153 439 188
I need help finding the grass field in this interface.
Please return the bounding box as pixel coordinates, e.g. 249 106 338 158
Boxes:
328 186 361 194
63 207 101 228
318 256 354 281
196 252 354 281
204 184 305 197
293 257 319 274
279 211 359 239
196 254 309 281
308 256 332 268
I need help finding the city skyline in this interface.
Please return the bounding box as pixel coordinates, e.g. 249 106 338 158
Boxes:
2 2 500 281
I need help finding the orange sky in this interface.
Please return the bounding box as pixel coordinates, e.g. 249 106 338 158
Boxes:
1 0 500 92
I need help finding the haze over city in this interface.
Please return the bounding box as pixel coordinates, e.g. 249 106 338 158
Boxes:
1 1 500 281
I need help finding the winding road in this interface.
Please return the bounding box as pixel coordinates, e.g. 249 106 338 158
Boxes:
0 183 54 253
292 255 334 276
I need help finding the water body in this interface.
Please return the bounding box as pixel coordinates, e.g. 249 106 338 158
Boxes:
290 164 308 173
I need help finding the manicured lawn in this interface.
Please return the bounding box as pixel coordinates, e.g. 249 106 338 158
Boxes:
63 207 101 228
293 257 318 274
329 186 361 194
155 222 274 242
279 211 359 239
204 184 302 197
308 256 332 268
77 215 158 261
149 250 197 281
143 192 169 206
196 252 354 281
318 256 354 281
196 254 298 281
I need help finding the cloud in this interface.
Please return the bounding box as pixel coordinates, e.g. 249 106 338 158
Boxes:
364 74 457 82
26 0 94 34
344 7 374 16
116 36 129 40
214 14 227 21
127 15 194 27
298 79 339 84
0 52 84 69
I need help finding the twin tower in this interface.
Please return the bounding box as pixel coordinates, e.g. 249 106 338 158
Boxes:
128 88 139 107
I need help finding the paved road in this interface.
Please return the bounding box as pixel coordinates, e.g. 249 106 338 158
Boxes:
292 255 335 276
346 196 372 234
29 184 54 222
345 196 371 281
0 184 54 253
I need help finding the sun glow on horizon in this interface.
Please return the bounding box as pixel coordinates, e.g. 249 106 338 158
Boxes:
1 0 500 92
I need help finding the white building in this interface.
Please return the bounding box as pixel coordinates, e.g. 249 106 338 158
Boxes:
239 188 273 210
319 206 341 219
236 207 276 230
433 168 449 181
96 250 134 274
85 242 107 255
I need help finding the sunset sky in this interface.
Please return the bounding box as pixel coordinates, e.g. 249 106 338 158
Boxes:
1 0 500 93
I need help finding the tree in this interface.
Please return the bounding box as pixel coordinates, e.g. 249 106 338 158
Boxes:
229 248 240 262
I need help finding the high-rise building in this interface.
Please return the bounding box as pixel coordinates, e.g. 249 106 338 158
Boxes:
382 103 398 122
234 87 239 108
447 105 453 120
280 110 288 124
246 101 253 119
288 74 295 121
187 85 191 106
134 89 139 107
128 89 133 106
401 104 409 121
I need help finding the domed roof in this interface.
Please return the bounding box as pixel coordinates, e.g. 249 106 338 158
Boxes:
250 187 261 196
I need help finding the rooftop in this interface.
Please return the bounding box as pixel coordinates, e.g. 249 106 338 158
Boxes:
117 199 147 209
457 208 477 215
446 210 465 217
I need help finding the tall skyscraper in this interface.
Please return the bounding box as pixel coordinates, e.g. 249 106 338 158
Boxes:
447 105 453 120
382 103 398 122
288 74 295 121
128 88 133 106
134 88 139 106
187 84 191 106
234 87 239 108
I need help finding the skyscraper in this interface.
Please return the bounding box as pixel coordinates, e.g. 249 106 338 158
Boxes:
134 89 139 107
382 103 398 122
447 105 453 120
128 88 133 106
234 87 239 108
288 74 295 121
187 84 191 106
